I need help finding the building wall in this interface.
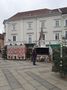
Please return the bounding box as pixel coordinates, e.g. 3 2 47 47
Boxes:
4 14 67 46
0 39 4 49
23 18 37 43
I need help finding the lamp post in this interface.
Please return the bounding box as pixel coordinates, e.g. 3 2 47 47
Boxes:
60 39 62 58
60 14 63 72
60 34 63 75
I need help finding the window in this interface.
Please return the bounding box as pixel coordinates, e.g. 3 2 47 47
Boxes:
28 35 32 43
55 20 60 27
65 31 67 39
12 23 16 30
55 33 59 40
27 22 32 30
65 20 67 26
13 36 16 41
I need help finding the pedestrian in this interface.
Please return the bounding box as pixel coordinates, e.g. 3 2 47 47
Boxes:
32 48 37 65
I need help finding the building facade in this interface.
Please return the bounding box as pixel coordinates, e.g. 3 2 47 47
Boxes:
0 34 4 50
3 7 67 47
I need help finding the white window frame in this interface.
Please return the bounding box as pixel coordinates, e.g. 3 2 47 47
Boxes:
65 20 67 27
65 31 67 39
55 20 60 27
28 35 32 43
55 33 59 40
13 36 16 41
12 23 16 30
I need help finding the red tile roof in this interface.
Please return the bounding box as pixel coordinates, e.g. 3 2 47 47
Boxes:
8 9 51 21
3 7 67 23
60 7 67 14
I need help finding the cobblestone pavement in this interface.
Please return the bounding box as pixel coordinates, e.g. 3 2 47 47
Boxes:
0 59 67 90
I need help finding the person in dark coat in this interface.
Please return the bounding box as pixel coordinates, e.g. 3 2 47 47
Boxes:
32 48 37 65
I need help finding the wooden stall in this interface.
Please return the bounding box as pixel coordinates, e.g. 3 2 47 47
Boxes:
7 45 26 60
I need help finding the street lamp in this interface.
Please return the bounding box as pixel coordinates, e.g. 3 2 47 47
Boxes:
60 35 63 73
60 40 62 58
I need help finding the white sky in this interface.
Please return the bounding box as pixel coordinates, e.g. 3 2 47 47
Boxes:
0 0 67 33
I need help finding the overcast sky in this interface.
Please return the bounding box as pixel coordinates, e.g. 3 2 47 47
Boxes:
0 0 67 33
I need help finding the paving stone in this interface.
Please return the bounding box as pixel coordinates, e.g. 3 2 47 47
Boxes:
0 85 11 90
36 85 47 90
0 80 9 87
0 70 9 87
14 88 24 90
0 60 67 90
26 72 61 90
2 69 23 90
22 83 36 90
18 71 34 81
10 70 27 85
18 70 42 87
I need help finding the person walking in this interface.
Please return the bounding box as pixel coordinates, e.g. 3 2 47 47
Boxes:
32 48 37 65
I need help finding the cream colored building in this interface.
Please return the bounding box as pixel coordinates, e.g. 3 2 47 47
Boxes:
3 7 67 47
0 34 4 49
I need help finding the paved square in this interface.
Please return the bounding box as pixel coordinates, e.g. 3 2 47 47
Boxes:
0 59 67 90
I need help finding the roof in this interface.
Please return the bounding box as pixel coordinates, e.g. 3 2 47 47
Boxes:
6 9 51 21
60 7 67 14
3 7 67 23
